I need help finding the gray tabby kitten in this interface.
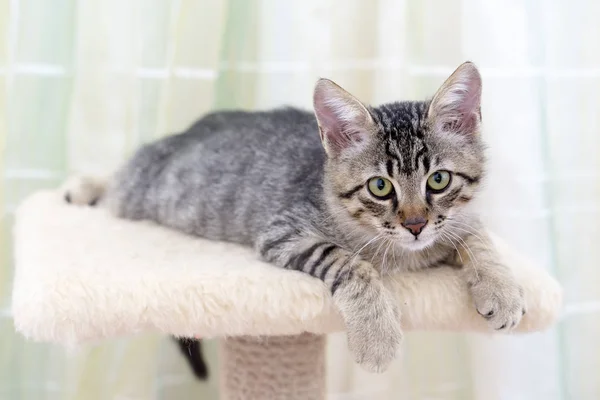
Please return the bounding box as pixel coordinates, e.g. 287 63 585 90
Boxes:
65 62 525 373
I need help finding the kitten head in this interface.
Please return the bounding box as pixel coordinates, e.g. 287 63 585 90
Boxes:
314 62 485 251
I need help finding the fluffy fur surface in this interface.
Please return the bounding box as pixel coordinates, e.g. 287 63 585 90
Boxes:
12 190 562 345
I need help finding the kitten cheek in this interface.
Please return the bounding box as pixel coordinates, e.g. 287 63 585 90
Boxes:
366 216 387 231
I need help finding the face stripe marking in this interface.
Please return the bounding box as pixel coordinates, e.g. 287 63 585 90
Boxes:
339 184 364 199
443 187 462 203
422 154 430 172
455 172 480 184
359 198 388 215
352 209 365 218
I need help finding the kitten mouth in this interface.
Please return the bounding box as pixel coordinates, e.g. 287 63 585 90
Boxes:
398 236 435 251
382 230 434 251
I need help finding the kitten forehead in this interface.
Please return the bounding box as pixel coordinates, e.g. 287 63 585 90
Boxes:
369 101 430 176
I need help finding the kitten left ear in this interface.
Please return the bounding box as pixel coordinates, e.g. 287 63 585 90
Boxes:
313 78 376 157
428 61 482 136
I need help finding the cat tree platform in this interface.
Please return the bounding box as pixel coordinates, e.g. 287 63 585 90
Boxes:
12 190 563 399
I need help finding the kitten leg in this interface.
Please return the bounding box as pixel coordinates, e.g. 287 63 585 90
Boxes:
457 229 526 331
258 230 402 373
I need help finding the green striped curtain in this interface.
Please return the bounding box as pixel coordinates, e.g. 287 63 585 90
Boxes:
2 0 600 399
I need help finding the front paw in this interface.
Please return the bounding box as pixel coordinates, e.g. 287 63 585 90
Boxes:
339 286 403 373
470 269 526 331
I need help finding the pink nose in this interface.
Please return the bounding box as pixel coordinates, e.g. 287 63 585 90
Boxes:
401 217 428 236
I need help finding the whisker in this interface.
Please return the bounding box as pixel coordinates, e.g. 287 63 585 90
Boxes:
381 238 393 275
386 270 402 288
391 240 398 270
447 225 491 252
446 230 478 263
423 244 431 260
320 207 353 224
439 232 463 264
349 233 384 266
370 235 389 265
445 218 490 246
445 229 479 280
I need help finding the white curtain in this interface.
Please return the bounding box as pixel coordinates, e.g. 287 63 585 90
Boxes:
2 0 598 398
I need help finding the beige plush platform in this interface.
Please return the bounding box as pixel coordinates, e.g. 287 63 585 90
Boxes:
12 190 562 345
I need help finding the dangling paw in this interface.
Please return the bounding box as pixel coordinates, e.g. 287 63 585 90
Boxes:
470 267 526 331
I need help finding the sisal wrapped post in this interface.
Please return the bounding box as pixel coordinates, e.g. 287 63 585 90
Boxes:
219 333 326 400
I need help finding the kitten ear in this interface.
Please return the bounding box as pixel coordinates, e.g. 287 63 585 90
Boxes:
428 61 482 136
313 78 375 157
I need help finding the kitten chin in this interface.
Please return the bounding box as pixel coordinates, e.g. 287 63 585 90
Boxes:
397 238 436 252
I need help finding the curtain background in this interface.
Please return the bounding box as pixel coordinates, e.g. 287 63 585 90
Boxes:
1 0 598 399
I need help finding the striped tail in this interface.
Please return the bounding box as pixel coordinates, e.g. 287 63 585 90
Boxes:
175 337 209 380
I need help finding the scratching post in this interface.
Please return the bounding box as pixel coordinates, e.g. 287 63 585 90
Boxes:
219 334 326 400
11 187 563 399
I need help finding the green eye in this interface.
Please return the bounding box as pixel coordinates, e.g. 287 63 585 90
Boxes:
367 177 394 199
427 171 451 192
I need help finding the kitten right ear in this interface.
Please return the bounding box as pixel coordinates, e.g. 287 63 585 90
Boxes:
313 79 375 157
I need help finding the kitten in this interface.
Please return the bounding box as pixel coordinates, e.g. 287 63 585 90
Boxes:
65 61 525 374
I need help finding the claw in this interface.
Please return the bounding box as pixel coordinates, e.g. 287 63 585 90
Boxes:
477 309 494 319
